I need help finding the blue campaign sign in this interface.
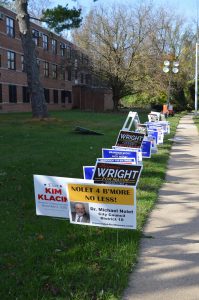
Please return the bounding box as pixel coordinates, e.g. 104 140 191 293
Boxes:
102 148 138 163
83 166 95 180
141 140 151 158
148 130 158 144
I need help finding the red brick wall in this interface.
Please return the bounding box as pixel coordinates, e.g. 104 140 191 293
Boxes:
0 6 73 112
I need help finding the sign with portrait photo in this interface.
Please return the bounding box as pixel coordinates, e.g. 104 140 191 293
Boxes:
67 181 136 229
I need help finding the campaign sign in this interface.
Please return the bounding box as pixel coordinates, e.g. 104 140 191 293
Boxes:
135 123 148 136
34 176 93 219
83 166 95 180
146 124 164 144
112 146 142 163
97 157 136 164
148 113 159 122
67 181 136 229
102 148 138 163
34 175 69 218
92 162 142 186
116 130 145 149
148 129 158 145
147 134 158 154
158 121 170 134
141 140 151 158
156 127 164 144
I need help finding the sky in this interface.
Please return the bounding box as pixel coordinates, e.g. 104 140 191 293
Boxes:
51 0 199 22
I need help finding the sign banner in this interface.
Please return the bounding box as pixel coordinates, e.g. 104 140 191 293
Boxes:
102 148 138 163
97 157 136 164
34 175 92 218
67 181 136 229
141 140 151 158
92 162 143 186
115 130 145 149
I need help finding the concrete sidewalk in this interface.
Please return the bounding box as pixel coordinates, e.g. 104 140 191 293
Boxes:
123 114 199 300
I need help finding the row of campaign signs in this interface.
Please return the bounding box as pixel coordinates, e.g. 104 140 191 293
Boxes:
34 111 170 230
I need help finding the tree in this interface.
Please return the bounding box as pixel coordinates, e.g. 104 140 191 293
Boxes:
72 3 153 110
41 5 82 34
132 5 195 109
15 0 83 118
15 0 48 118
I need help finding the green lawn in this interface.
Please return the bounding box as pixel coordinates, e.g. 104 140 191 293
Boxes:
0 110 182 300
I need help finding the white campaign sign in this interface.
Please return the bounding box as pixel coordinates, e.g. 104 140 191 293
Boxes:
67 180 136 229
34 175 92 218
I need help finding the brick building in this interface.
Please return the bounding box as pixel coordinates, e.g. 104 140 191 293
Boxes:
0 6 113 113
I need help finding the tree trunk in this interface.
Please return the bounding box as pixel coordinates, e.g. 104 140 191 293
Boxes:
15 0 48 118
112 85 121 111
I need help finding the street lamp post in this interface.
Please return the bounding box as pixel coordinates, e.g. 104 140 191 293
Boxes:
195 43 199 116
163 59 179 106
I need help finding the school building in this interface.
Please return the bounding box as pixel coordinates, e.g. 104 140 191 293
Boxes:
0 6 113 113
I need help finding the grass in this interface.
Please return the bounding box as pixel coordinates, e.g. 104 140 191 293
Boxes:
0 110 182 300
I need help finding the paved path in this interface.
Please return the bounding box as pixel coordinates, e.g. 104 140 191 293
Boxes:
123 114 199 300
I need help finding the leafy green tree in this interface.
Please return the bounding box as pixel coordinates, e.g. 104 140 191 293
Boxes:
41 5 82 33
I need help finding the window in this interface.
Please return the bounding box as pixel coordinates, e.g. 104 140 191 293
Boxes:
21 55 24 72
61 91 71 103
6 17 15 38
22 86 30 103
60 43 65 56
44 88 50 103
9 85 17 103
0 84 2 103
42 34 48 50
60 67 65 80
80 73 84 84
51 39 57 54
53 90 58 103
67 69 71 81
85 74 91 85
61 90 65 103
52 64 57 79
66 46 71 59
32 29 39 46
44 61 49 77
7 51 16 70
